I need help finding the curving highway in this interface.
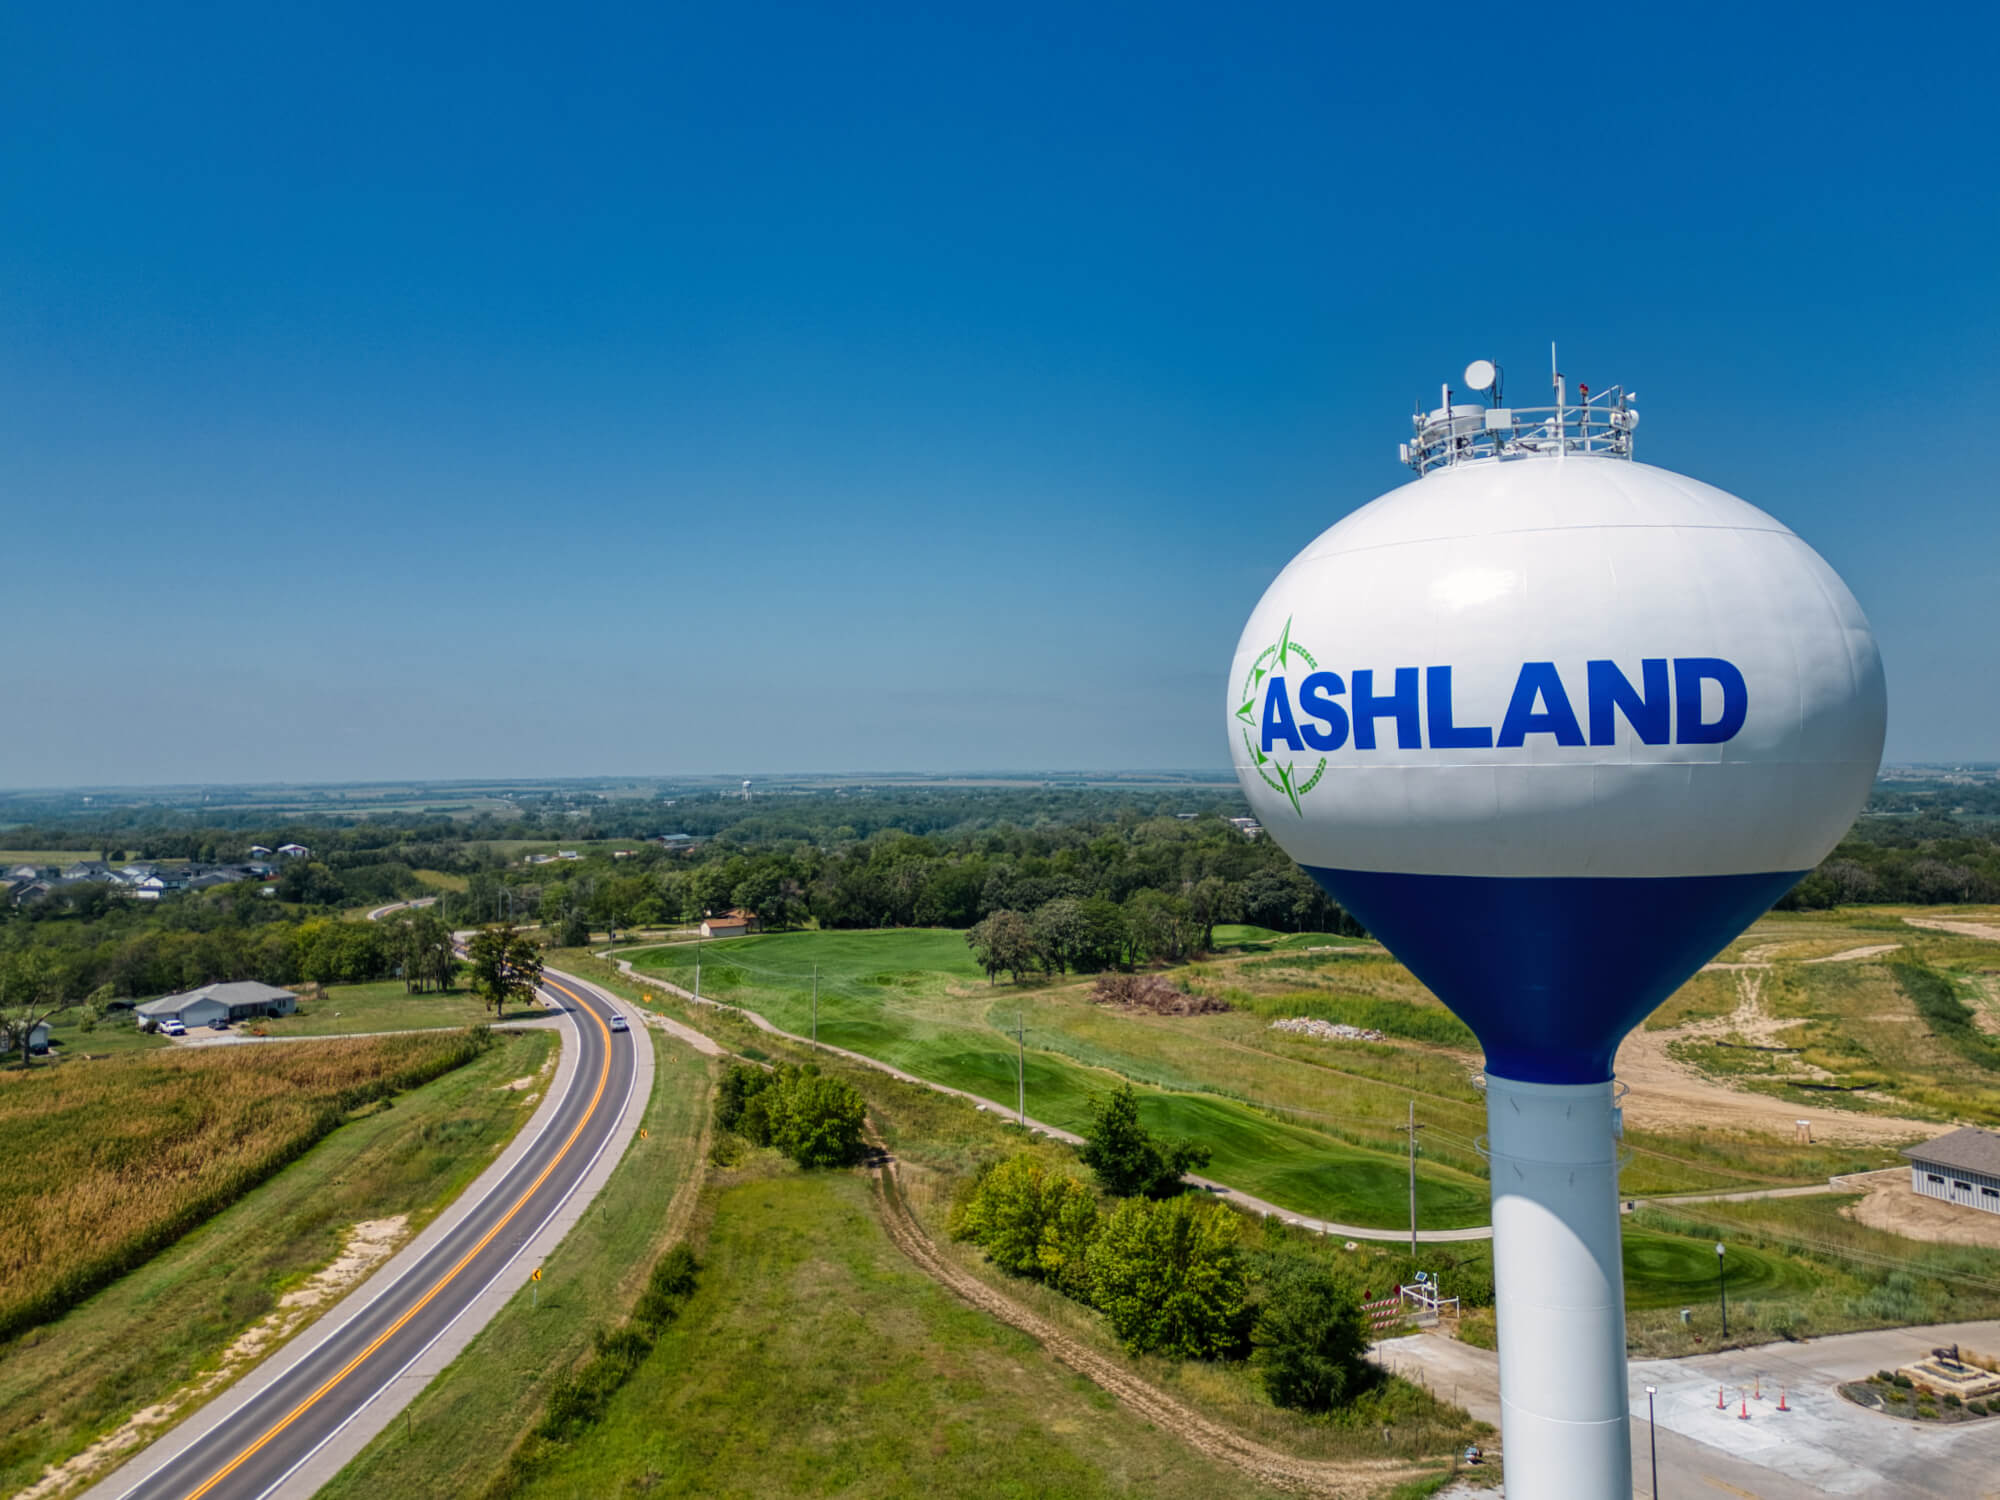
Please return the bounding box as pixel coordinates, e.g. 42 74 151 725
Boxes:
87 970 638 1500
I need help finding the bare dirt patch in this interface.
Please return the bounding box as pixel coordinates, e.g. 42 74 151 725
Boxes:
16 1216 409 1500
1838 1169 2000 1249
1905 917 2000 944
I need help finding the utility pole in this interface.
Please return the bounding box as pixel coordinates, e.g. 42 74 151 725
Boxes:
1016 1011 1026 1127
812 963 818 1045
694 937 701 1002
1396 1099 1425 1257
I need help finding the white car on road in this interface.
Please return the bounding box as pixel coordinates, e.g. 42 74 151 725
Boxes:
608 1014 629 1033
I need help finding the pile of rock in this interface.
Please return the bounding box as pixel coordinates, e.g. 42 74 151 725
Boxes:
1269 1016 1386 1043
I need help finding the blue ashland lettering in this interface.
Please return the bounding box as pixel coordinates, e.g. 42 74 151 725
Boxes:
1674 658 1748 744
1588 658 1670 746
1497 662 1585 747
1352 668 1421 750
1425 666 1493 749
1298 672 1350 751
1261 677 1304 752
1251 657 1748 754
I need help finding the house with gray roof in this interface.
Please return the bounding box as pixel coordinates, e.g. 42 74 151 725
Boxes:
1903 1127 2000 1215
137 981 298 1028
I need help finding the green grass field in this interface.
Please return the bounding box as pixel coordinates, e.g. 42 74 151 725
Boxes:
506 1162 1294 1500
627 930 1490 1230
254 979 503 1037
318 1035 714 1500
0 1029 554 1497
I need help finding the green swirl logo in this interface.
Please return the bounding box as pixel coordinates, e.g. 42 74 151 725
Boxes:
1235 615 1325 815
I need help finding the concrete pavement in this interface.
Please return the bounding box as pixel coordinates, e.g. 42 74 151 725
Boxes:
1378 1319 2000 1498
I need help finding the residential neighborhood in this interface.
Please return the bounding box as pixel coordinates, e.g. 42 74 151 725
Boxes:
1 857 277 907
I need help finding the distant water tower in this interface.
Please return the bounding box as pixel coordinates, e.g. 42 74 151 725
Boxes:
741 780 752 801
1229 355 1884 1497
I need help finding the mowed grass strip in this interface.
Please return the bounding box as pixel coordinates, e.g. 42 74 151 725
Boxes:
0 1029 554 1498
253 978 498 1037
630 931 1489 1229
507 1163 1290 1500
317 1037 714 1500
0 1030 493 1342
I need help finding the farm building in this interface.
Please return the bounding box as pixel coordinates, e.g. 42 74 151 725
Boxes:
137 981 299 1028
1903 1128 2000 1214
700 908 761 938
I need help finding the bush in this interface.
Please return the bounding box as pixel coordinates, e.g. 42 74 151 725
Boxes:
1252 1253 1372 1411
767 1068 868 1168
1945 1392 1963 1408
1086 1195 1251 1359
716 1062 867 1168
949 1153 1099 1297
1968 1399 1987 1416
1078 1082 1210 1198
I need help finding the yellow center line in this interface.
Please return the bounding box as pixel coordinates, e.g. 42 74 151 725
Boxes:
181 979 614 1500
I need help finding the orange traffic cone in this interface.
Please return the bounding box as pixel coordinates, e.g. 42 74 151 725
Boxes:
1777 1388 1790 1412
1754 1375 1764 1401
1717 1384 1727 1410
1739 1393 1751 1420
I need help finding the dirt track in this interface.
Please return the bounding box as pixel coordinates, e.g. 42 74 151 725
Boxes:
864 1141 1429 1498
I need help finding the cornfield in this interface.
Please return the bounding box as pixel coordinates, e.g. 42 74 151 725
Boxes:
0 1030 490 1343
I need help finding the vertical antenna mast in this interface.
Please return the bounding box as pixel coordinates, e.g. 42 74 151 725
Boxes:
1551 342 1565 458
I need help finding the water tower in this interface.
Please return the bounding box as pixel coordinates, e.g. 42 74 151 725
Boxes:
1229 357 1884 1496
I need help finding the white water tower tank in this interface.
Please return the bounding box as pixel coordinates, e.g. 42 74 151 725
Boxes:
1229 363 1884 1497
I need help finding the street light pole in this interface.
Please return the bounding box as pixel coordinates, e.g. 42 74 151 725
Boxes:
1715 1241 1729 1338
1016 1011 1025 1127
1645 1384 1659 1496
812 963 818 1045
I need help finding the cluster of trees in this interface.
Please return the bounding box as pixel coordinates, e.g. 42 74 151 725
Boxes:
950 1151 1372 1407
949 1081 1498 1412
714 1062 869 1168
1780 819 2000 909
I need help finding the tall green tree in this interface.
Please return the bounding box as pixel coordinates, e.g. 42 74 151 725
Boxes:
1251 1255 1372 1411
466 923 543 1020
1085 1195 1250 1358
0 950 76 1067
1078 1082 1211 1198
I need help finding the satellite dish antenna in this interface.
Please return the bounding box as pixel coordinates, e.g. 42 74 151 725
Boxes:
1463 359 1497 392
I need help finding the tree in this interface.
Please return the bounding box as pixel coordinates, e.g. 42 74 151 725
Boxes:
767 1068 868 1167
1085 1195 1250 1358
949 1153 1099 1290
1252 1255 1372 1411
966 909 1036 984
466 923 543 1020
1078 1082 1211 1197
0 949 76 1067
388 907 456 993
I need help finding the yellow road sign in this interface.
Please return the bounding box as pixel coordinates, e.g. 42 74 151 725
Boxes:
530 1268 541 1282
640 1128 649 1139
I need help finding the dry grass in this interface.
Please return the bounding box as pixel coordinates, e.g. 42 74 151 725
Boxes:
0 1031 491 1342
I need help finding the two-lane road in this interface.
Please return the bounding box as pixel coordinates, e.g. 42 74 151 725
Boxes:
91 971 638 1500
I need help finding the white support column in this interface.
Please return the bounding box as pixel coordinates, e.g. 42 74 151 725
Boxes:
1484 1073 1631 1497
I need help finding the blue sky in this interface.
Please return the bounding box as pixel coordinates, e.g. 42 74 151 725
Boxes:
4 2 1994 786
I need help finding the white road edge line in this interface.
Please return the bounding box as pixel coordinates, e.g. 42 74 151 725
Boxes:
104 982 592 1500
247 977 641 1500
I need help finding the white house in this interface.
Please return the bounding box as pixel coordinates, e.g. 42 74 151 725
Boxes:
248 846 273 858
0 1018 52 1053
277 843 312 858
138 981 298 1028
1903 1128 2000 1215
699 909 761 938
